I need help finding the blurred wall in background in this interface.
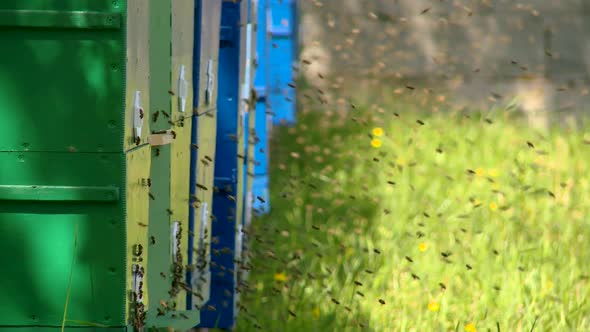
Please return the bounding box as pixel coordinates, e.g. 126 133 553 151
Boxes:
298 0 590 128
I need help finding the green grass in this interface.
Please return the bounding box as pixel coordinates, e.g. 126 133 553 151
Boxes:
235 98 590 332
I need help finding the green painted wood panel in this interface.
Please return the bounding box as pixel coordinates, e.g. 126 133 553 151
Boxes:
0 0 126 153
0 153 126 327
0 328 126 332
144 0 199 329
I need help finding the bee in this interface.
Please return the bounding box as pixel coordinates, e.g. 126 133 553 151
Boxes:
466 264 473 270
148 193 155 200
133 244 143 256
527 141 535 149
160 110 170 118
420 7 431 15
439 282 447 290
378 299 385 305
405 256 413 263
373 248 381 254
137 222 148 228
416 120 425 125
411 273 420 280
168 90 175 96
331 298 340 305
287 310 296 317
155 148 160 157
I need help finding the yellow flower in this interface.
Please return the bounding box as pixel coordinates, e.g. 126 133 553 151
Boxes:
475 168 486 177
274 272 288 282
489 202 498 211
371 138 382 148
465 323 477 332
418 242 429 252
372 127 384 137
427 301 439 312
488 168 499 177
312 306 320 319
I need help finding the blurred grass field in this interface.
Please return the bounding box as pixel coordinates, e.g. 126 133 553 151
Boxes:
235 93 590 332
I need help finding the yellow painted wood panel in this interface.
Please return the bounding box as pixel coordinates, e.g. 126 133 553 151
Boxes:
170 0 195 310
125 145 152 323
195 0 222 114
124 0 151 151
192 110 217 307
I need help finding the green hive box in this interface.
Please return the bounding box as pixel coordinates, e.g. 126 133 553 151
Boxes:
0 0 201 330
